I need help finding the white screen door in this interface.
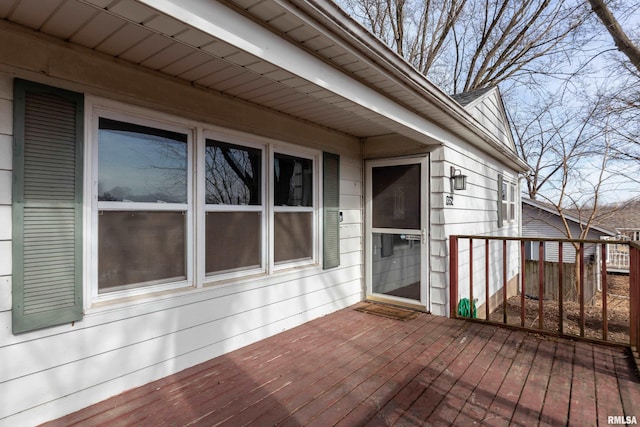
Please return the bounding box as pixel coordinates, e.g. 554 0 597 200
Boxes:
365 157 429 309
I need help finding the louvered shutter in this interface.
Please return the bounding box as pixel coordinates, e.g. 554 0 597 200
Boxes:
323 152 340 269
12 80 84 334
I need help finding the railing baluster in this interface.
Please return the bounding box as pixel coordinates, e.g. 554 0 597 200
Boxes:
538 241 544 330
601 243 608 341
486 239 490 321
579 242 585 338
520 240 525 327
503 240 507 324
630 245 638 349
636 245 640 350
469 238 474 319
450 235 459 319
558 242 564 335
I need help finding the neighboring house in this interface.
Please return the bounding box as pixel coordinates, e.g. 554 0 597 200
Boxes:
520 198 635 302
522 198 616 263
593 201 640 271
597 201 640 241
0 1 527 425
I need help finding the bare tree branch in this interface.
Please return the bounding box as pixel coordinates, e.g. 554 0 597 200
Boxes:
587 0 640 74
339 0 590 94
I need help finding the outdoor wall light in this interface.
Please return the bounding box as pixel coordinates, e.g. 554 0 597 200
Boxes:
450 167 467 191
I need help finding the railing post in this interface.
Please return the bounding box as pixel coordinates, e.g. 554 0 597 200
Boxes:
486 239 490 321
538 241 544 330
503 240 507 324
601 243 608 341
520 240 525 327
450 235 459 318
579 242 585 338
469 238 474 319
558 242 564 335
630 244 639 349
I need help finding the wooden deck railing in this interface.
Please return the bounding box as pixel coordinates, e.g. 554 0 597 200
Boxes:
449 235 640 352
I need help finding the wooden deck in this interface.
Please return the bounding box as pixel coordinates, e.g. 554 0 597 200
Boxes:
44 302 640 426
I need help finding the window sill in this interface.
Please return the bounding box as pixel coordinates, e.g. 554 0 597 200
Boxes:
89 281 194 310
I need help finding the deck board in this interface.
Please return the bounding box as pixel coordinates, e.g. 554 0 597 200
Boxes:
42 303 640 426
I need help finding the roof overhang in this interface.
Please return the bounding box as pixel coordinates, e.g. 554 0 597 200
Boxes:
0 0 529 171
135 0 457 146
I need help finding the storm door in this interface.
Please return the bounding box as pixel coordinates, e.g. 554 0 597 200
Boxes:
365 157 429 309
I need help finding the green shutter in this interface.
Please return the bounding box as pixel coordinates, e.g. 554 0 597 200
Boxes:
12 80 84 334
497 174 503 227
323 152 340 269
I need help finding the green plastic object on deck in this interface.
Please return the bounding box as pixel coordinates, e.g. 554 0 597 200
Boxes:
457 298 477 318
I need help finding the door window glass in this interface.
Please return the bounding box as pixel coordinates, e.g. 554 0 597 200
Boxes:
372 164 421 229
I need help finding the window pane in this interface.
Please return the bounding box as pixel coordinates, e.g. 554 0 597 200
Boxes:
206 211 261 274
372 233 421 301
274 153 312 206
372 164 421 230
205 140 261 205
98 211 186 292
98 118 188 203
274 212 313 263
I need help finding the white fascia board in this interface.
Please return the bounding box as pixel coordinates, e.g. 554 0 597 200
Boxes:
136 0 457 145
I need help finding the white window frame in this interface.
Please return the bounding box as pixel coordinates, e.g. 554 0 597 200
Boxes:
200 132 267 283
270 145 319 271
86 99 195 304
501 177 517 224
508 181 516 221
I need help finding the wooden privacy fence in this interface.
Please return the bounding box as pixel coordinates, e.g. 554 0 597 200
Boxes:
524 260 597 303
450 235 640 352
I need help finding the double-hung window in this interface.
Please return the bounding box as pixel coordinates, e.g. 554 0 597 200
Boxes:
204 138 265 276
95 114 192 295
498 174 517 226
273 152 315 266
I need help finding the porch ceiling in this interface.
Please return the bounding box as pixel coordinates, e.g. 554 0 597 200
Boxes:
0 0 420 139
0 0 529 170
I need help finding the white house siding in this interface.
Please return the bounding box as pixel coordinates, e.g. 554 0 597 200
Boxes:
431 143 520 317
0 30 363 426
465 90 514 151
0 72 11 312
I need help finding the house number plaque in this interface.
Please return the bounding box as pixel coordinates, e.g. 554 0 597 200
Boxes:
446 195 454 206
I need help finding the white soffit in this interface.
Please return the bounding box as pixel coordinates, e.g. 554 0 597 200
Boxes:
0 0 447 143
0 0 529 169
133 0 457 145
